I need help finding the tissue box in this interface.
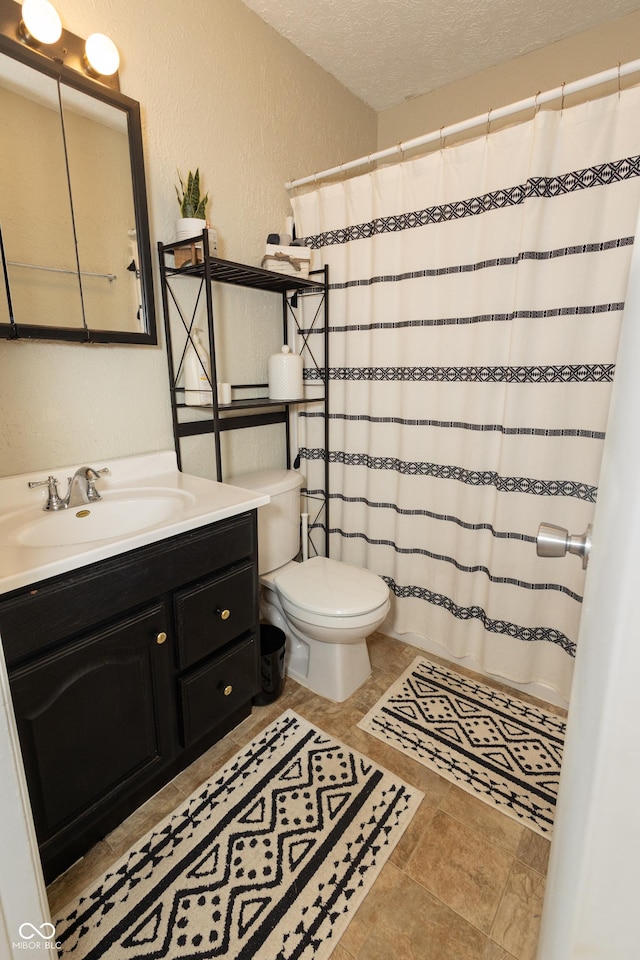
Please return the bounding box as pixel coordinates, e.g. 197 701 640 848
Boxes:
261 244 311 279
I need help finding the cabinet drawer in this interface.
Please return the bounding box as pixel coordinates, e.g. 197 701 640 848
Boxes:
174 562 257 669
179 635 259 746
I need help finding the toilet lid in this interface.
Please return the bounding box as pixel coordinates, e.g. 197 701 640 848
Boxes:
274 556 389 617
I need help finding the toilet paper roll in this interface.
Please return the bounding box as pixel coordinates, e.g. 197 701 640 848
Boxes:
217 382 232 405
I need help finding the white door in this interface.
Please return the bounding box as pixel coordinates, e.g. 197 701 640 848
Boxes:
537 211 640 958
0 642 55 958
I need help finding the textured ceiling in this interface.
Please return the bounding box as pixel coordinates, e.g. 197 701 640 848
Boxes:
239 0 640 111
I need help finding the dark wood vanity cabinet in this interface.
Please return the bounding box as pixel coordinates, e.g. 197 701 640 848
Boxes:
0 511 260 882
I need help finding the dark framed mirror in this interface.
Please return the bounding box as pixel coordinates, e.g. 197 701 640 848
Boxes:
0 3 156 344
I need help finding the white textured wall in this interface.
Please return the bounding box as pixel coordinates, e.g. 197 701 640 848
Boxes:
0 0 376 480
378 11 640 151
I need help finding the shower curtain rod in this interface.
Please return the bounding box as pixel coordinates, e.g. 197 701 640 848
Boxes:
285 57 640 191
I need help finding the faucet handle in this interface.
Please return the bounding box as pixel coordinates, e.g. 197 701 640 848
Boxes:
85 466 110 501
28 475 64 511
28 475 57 488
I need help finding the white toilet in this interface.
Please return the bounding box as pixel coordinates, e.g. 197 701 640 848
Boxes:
232 469 390 701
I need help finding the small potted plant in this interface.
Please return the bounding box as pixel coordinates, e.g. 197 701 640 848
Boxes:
175 169 217 265
176 168 208 228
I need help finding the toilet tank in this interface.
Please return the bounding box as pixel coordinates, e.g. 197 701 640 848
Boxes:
230 469 303 574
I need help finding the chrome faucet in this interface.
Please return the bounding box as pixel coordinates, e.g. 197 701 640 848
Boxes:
65 466 110 507
29 466 110 511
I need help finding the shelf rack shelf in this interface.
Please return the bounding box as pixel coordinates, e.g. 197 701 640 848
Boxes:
161 246 325 295
158 231 329 556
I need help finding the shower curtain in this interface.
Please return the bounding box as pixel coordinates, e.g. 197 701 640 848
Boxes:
291 87 640 701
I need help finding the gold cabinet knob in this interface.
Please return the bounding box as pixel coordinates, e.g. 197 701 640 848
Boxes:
156 631 167 644
223 684 233 696
217 608 231 621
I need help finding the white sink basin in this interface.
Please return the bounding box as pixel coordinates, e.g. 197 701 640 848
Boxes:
16 492 193 548
0 450 270 595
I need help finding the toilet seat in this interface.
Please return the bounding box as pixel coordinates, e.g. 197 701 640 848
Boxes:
281 593 390 633
274 556 389 618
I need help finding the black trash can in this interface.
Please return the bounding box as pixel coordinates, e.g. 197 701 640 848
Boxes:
253 624 286 705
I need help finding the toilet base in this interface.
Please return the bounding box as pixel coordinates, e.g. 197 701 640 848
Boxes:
287 631 372 702
259 591 372 702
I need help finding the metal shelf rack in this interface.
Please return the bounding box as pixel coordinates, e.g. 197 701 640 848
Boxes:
157 230 329 556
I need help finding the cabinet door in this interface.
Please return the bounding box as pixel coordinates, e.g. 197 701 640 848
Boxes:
9 603 176 845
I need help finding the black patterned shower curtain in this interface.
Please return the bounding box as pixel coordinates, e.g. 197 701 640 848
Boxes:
292 88 640 701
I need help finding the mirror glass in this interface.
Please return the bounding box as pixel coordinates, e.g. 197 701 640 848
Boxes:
60 85 142 333
0 55 84 330
0 40 156 343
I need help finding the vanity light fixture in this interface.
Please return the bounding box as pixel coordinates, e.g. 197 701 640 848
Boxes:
83 32 120 77
18 0 61 45
1 0 121 90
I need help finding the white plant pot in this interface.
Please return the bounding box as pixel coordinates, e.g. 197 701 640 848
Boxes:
176 217 206 241
176 219 218 254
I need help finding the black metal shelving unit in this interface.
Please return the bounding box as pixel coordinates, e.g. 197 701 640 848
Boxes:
158 231 329 555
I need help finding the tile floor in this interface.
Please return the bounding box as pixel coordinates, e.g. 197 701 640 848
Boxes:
47 633 567 960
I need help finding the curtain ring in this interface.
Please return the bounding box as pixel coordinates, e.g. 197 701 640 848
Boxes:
534 91 541 116
560 82 566 113
486 107 492 138
439 125 446 150
618 62 622 98
397 142 405 161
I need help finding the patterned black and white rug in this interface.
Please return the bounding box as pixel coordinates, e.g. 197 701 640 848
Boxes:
54 710 422 959
358 657 566 836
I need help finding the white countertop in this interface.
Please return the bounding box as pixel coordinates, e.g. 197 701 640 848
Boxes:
0 451 269 595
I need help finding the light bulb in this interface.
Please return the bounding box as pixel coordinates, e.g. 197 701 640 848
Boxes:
84 33 120 76
20 0 62 45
